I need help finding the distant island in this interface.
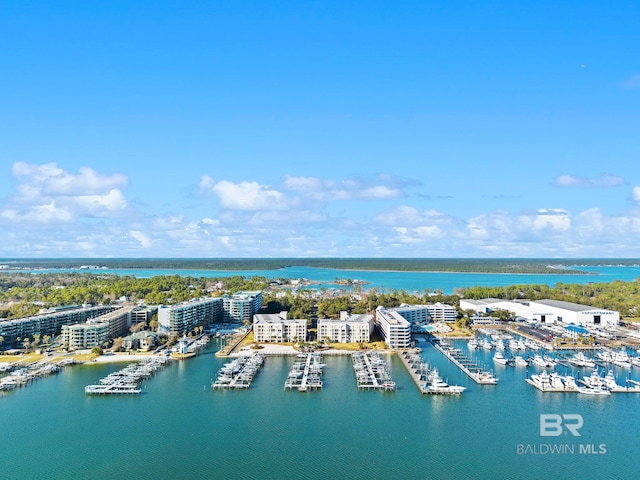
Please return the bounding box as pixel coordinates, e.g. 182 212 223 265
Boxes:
1 257 635 274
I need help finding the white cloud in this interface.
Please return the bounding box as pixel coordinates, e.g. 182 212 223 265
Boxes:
621 74 640 89
282 174 403 202
519 208 571 232
200 178 294 211
13 162 128 197
632 186 640 204
2 162 129 223
373 205 450 227
130 230 153 248
554 173 624 188
0 201 74 223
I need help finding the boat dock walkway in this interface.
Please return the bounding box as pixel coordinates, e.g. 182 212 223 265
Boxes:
284 352 324 392
211 353 266 390
352 351 396 391
398 349 430 394
85 356 170 395
0 360 62 392
430 340 498 385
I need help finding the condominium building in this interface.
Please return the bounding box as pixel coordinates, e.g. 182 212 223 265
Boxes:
317 312 374 343
130 305 158 325
223 291 263 323
0 304 115 348
157 297 223 336
61 321 110 349
253 313 307 343
389 303 458 324
375 306 412 348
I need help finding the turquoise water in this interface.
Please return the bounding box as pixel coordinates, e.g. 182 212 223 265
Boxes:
12 264 640 294
2 339 640 479
3 265 640 479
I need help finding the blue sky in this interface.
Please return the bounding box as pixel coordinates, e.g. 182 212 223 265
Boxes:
1 1 639 258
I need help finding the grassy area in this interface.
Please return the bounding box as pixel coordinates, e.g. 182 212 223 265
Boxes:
326 341 388 351
0 353 45 364
71 353 99 363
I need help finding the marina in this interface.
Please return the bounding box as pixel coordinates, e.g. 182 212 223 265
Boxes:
0 360 61 391
211 352 266 390
84 356 170 395
351 350 396 391
430 338 499 385
284 352 324 392
398 348 465 395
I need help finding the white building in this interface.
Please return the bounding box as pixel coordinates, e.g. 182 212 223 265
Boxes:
158 297 223 335
317 312 374 343
375 307 411 348
61 321 110 349
253 313 307 343
459 298 619 328
223 291 263 323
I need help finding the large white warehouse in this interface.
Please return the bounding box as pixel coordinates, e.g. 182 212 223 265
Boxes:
459 298 619 328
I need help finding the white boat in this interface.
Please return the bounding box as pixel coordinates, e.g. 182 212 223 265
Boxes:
514 355 529 367
577 386 611 395
468 338 478 350
493 351 513 366
423 368 466 395
603 369 622 390
531 354 555 368
568 352 596 368
481 339 494 350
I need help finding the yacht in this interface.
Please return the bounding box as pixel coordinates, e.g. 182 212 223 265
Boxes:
531 354 555 369
577 386 611 395
423 369 466 395
493 350 513 366
568 352 596 368
514 355 529 367
468 338 479 350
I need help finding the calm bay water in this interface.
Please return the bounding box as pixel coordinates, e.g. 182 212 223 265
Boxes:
2 266 640 479
13 264 640 294
2 338 640 479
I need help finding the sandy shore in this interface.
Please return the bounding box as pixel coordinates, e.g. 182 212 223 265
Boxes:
91 353 159 363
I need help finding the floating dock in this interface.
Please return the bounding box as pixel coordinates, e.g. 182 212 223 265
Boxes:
398 349 466 395
85 356 170 395
211 352 265 390
430 339 498 385
352 351 396 391
284 352 324 392
0 361 61 392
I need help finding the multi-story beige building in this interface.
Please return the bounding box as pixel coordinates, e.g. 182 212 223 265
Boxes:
317 312 374 343
61 321 110 349
253 313 307 343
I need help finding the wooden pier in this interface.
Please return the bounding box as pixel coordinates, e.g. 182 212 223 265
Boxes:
397 349 430 394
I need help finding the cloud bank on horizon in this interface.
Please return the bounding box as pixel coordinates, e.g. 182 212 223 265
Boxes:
1 162 639 258
0 2 638 258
